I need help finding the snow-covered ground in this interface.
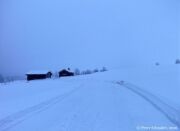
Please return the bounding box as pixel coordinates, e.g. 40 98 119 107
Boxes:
0 65 180 131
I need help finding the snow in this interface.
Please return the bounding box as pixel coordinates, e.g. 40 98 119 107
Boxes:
0 65 180 131
26 70 52 75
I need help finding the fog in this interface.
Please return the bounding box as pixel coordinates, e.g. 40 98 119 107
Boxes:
0 0 179 76
178 0 180 55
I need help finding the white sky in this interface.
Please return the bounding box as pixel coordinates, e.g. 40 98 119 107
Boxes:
0 0 179 76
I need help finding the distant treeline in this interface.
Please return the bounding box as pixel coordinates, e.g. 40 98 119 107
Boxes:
0 75 25 83
74 67 107 76
175 59 180 64
53 67 108 78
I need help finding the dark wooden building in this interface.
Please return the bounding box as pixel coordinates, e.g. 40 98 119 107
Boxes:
26 71 52 81
59 69 74 77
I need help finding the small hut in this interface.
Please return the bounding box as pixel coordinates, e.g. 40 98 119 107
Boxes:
26 71 52 81
59 68 74 77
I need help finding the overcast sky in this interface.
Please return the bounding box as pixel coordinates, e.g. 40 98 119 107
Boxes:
0 0 179 76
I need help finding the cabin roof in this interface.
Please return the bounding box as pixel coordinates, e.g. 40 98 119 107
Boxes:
59 68 72 72
26 70 51 75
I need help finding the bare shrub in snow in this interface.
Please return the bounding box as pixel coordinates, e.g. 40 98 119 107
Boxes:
74 68 80 75
0 74 4 83
155 62 160 66
100 67 107 72
81 69 92 75
53 71 59 78
175 59 180 64
86 70 92 74
93 69 99 73
81 71 86 75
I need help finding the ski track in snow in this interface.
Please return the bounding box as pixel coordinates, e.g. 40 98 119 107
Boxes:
115 81 180 129
0 85 83 131
1 79 180 131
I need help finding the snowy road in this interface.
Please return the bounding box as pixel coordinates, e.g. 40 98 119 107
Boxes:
116 81 180 128
0 85 82 131
0 78 178 131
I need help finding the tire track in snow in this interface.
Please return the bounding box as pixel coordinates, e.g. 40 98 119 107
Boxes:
0 85 83 131
115 81 180 129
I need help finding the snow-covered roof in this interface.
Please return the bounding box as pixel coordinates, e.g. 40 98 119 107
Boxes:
26 70 51 75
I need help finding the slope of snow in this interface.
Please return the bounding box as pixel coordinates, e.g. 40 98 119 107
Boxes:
0 65 179 131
